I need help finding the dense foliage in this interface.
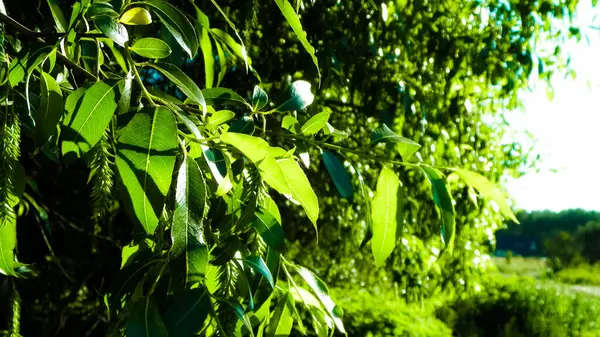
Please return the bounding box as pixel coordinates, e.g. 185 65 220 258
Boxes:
0 0 592 336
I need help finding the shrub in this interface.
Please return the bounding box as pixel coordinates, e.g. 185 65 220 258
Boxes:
556 266 600 286
328 288 452 337
437 277 600 337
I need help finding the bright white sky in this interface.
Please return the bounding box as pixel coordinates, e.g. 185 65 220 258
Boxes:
504 3 600 211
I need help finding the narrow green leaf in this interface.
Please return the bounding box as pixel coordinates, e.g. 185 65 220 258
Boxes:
130 38 171 59
301 112 330 136
62 81 120 158
276 81 315 112
142 0 198 57
321 150 353 200
252 86 268 111
163 288 211 337
277 158 319 228
125 297 169 337
120 7 152 25
36 72 63 145
274 0 320 83
24 46 53 117
201 87 249 107
94 15 129 47
258 155 291 196
371 124 421 160
420 166 455 250
207 110 235 128
455 169 519 223
244 255 274 288
297 267 345 333
47 0 68 32
86 2 119 19
261 195 281 224
252 207 285 252
281 115 299 134
62 87 86 126
199 25 214 88
143 62 206 113
214 38 227 86
171 156 209 285
0 215 18 276
371 166 403 266
220 132 269 163
115 107 178 234
230 301 255 337
211 28 250 71
266 292 295 337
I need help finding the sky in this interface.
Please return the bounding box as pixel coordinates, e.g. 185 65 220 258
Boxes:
503 3 600 211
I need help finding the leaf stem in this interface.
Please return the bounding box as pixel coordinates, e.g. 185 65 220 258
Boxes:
124 44 155 106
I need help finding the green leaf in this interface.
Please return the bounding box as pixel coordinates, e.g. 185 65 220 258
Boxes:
94 15 129 47
252 86 268 111
220 132 269 163
371 166 403 266
252 206 285 252
125 296 169 337
130 38 171 59
274 0 320 83
115 107 178 234
301 112 330 136
0 215 18 276
258 155 291 196
198 24 214 88
36 72 63 145
63 87 86 126
297 267 345 333
62 81 120 158
266 292 295 337
201 87 249 107
277 158 319 228
281 115 299 134
261 195 281 224
297 141 310 168
321 150 353 200
211 27 250 67
171 156 209 285
276 81 315 112
163 288 211 337
142 0 198 57
230 301 255 337
323 122 348 138
214 38 227 86
229 116 255 134
420 166 455 250
244 255 274 288
454 169 519 223
371 124 421 160
207 110 235 128
47 0 68 32
86 2 119 19
143 62 206 113
120 7 152 25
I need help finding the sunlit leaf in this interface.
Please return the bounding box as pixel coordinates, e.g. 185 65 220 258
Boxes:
274 0 320 83
163 288 211 337
143 62 206 113
47 0 67 32
301 112 330 136
371 166 403 266
120 7 152 25
297 141 310 168
171 156 209 285
220 132 269 163
115 107 178 234
258 155 291 196
196 8 214 89
207 110 235 128
62 81 120 158
86 2 119 19
277 158 319 229
421 166 455 251
282 115 299 134
276 81 315 112
297 267 345 333
321 150 353 200
142 0 198 57
252 206 285 252
261 195 281 224
201 87 249 107
130 38 171 59
266 292 295 337
94 15 129 47
36 72 63 145
455 168 519 223
0 214 18 276
371 124 421 160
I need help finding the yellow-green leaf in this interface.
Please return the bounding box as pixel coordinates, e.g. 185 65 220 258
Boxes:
220 132 269 163
36 72 63 145
371 166 403 266
258 155 291 196
301 112 330 136
120 7 152 25
278 158 319 228
421 166 455 251
130 38 171 59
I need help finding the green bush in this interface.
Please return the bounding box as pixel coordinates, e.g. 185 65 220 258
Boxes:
329 288 452 337
437 277 600 337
